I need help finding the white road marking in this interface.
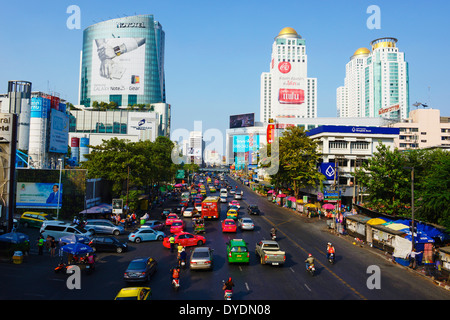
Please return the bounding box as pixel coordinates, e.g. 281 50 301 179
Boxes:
304 284 312 292
290 267 295 273
245 282 250 291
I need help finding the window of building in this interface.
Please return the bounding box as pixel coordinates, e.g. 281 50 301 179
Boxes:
329 141 348 149
350 141 369 150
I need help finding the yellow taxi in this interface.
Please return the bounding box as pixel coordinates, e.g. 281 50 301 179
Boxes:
19 212 56 228
114 287 151 300
226 209 238 220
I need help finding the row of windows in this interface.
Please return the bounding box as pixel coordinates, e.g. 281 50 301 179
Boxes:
329 141 369 150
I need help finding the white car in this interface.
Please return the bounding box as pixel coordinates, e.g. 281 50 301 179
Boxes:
220 196 227 203
234 193 242 200
183 207 195 217
238 218 254 231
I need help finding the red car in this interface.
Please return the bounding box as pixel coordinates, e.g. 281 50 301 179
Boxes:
163 232 206 248
165 213 179 226
222 219 237 233
170 219 185 234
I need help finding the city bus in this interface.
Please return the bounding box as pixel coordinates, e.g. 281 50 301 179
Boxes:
201 196 220 220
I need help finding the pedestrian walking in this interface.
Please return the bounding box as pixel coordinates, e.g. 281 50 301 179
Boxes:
50 236 56 257
408 248 422 270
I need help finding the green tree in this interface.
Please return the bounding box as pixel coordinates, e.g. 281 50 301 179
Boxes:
268 126 324 197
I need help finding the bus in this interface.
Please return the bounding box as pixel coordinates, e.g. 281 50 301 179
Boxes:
201 196 220 220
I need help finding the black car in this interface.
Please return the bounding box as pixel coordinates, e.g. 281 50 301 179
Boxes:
124 257 157 283
161 208 172 219
88 236 128 253
247 205 260 215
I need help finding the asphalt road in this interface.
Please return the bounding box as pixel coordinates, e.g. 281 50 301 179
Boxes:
0 175 449 302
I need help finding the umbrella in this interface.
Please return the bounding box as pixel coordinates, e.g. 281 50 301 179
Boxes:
174 184 183 187
277 194 287 198
322 204 335 210
367 218 386 225
267 190 274 194
304 204 317 208
59 234 89 244
0 232 29 244
61 242 93 255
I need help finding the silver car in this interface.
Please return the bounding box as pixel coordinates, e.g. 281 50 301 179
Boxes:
190 247 214 270
238 217 254 231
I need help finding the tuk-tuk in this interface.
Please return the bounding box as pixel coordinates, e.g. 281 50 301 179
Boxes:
192 215 205 234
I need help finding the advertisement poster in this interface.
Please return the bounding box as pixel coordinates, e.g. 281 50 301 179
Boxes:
274 61 307 117
16 182 63 209
91 37 146 95
229 113 255 129
48 109 69 153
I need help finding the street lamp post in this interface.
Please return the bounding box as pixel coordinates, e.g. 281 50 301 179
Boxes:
57 158 63 220
404 166 415 251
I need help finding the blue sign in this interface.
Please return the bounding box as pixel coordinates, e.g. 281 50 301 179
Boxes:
319 163 337 180
306 125 399 137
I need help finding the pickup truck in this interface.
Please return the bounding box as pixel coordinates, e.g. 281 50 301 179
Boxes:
255 240 286 266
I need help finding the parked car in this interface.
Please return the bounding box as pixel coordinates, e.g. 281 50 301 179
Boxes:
19 212 56 228
128 228 165 243
85 219 124 236
247 205 260 215
226 239 249 264
183 207 195 218
40 223 93 241
238 217 255 231
190 247 214 270
123 257 157 283
115 287 151 300
88 236 128 253
163 232 206 249
139 220 165 231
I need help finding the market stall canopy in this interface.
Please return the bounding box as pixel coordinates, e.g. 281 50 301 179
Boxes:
79 203 112 214
384 223 410 231
367 218 387 225
0 232 29 244
61 242 93 255
404 232 434 244
304 204 317 208
287 197 296 201
322 204 335 210
60 234 89 245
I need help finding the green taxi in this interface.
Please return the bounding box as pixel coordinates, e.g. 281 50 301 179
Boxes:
226 239 249 264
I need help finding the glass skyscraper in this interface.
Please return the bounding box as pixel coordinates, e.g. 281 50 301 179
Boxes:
78 15 165 107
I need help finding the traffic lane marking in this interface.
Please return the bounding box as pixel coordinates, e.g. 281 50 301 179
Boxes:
259 215 367 300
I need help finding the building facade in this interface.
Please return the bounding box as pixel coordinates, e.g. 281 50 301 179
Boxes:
391 108 450 150
337 38 410 120
78 15 166 108
260 27 317 123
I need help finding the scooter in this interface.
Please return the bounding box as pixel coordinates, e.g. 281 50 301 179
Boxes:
172 278 180 291
328 253 335 265
222 280 233 300
54 262 68 274
306 264 315 276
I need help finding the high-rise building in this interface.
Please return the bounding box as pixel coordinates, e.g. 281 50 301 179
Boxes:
260 27 317 123
337 38 409 120
78 15 166 108
188 131 203 166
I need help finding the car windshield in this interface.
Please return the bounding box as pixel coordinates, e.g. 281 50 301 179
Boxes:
172 222 182 226
242 219 252 223
225 221 234 225
127 261 146 270
192 251 210 259
231 246 247 253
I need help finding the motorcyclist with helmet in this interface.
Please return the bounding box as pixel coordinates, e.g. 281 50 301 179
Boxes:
305 253 315 270
326 242 335 262
223 277 235 299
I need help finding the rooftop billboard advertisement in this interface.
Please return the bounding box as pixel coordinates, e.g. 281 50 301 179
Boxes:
229 113 255 129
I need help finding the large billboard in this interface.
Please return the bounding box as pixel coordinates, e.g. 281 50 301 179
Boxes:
229 113 255 129
48 109 69 153
91 37 146 95
16 182 63 209
273 60 307 117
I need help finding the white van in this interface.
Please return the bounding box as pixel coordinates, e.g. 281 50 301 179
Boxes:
40 223 93 240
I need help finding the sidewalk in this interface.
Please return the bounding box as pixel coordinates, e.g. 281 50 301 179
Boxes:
233 176 450 292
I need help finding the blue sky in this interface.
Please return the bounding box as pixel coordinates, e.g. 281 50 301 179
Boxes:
1 0 449 144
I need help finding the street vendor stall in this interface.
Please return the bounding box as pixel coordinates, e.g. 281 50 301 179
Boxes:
370 223 407 254
345 214 371 242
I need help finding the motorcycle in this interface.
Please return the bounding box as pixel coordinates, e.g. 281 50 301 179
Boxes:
222 280 233 300
271 233 277 241
306 264 315 276
54 262 68 274
172 278 180 291
328 253 335 265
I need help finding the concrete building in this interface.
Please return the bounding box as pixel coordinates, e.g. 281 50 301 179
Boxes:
390 108 450 150
260 27 317 123
337 38 410 120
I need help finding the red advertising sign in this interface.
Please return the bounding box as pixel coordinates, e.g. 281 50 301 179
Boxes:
378 104 400 115
278 88 304 104
267 124 275 144
278 61 291 74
